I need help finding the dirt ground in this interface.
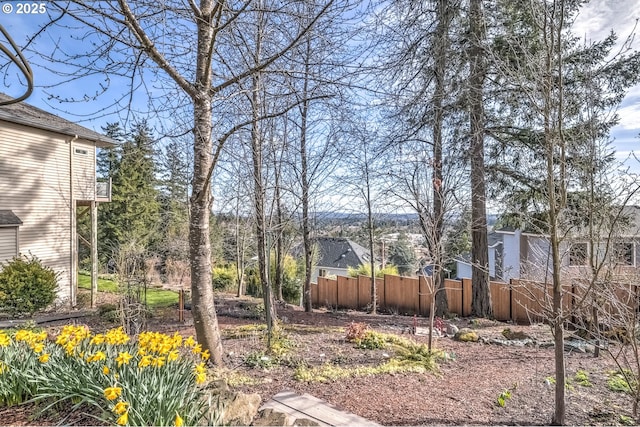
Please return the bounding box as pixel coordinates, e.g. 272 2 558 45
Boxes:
1 291 637 426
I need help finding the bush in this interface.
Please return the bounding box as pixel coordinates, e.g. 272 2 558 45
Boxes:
0 255 59 316
347 264 399 278
212 265 237 291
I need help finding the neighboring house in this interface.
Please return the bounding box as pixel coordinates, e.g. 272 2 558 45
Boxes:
0 93 116 306
496 206 640 283
310 237 373 283
455 232 504 280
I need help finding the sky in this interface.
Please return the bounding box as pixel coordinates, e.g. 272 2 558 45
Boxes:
573 0 640 168
1 0 639 166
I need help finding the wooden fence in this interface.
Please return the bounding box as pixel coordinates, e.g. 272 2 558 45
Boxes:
312 274 640 324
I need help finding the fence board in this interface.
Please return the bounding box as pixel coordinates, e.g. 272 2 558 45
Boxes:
357 276 371 310
337 276 358 309
490 282 511 321
419 276 433 316
462 278 472 316
311 282 319 308
381 275 419 315
445 279 463 316
511 280 547 324
317 277 338 308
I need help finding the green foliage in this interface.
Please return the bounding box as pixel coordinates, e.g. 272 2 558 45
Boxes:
387 234 417 276
496 389 512 408
355 330 387 349
574 370 592 387
270 253 301 304
212 265 238 291
607 369 637 394
0 255 59 316
347 264 398 278
244 351 274 369
98 121 161 259
619 415 635 426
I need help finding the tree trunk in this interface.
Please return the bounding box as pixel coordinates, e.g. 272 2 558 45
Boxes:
190 93 224 366
301 35 313 313
432 0 449 317
469 0 491 317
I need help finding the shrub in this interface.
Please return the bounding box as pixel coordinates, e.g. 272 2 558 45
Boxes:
212 265 237 291
347 264 399 278
0 255 59 316
345 322 369 342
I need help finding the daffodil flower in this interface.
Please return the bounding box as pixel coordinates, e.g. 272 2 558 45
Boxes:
104 386 122 401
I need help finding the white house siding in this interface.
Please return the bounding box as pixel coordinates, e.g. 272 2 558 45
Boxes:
312 267 349 283
0 226 18 261
72 141 96 200
501 231 521 282
0 121 93 302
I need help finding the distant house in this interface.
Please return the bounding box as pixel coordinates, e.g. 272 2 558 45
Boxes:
0 93 116 306
496 206 640 283
454 232 503 280
310 237 373 283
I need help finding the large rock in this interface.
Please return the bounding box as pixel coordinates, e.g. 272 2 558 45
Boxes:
454 328 479 342
252 408 320 426
220 391 262 426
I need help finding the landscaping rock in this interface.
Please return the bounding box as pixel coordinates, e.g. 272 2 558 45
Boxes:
502 328 531 340
221 391 262 426
252 408 320 426
446 323 459 336
454 328 479 342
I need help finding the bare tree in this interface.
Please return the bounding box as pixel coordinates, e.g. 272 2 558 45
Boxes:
38 0 337 365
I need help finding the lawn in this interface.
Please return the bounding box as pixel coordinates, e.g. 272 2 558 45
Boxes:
77 273 178 308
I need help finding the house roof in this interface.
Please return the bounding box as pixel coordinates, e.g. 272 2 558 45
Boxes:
0 93 116 148
0 210 22 226
315 237 371 269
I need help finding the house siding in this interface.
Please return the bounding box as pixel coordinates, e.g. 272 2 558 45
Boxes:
0 226 18 261
0 121 98 302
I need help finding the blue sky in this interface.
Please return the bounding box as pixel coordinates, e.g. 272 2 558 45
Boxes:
1 0 639 162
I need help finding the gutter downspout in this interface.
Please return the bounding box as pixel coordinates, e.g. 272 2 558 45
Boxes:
69 135 78 309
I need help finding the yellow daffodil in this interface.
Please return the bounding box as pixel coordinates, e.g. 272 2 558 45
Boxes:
116 410 128 426
191 344 202 355
102 365 110 375
116 352 133 367
0 332 11 347
113 401 129 415
175 412 184 427
167 350 179 362
194 362 206 374
195 372 206 384
38 353 50 363
87 351 107 363
151 356 165 368
104 386 122 401
184 336 196 348
138 355 152 368
90 334 105 345
201 349 210 361
31 342 44 353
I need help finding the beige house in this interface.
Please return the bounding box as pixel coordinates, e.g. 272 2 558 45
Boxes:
0 93 116 307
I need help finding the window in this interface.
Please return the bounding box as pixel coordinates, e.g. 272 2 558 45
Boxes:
74 148 88 155
614 242 635 266
569 243 587 266
318 269 327 277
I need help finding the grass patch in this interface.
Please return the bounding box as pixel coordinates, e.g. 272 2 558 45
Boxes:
574 370 592 387
607 369 637 394
77 273 178 308
223 324 267 339
294 358 437 383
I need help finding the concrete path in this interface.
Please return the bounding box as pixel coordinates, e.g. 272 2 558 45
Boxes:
260 391 381 426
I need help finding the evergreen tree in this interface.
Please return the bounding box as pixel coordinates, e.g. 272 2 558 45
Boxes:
99 121 161 258
388 233 417 276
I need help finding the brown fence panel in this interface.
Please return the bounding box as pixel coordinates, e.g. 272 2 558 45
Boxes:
357 275 371 310
445 279 463 316
511 280 547 324
317 277 338 308
490 281 511 321
337 276 358 309
381 275 419 315
462 278 472 316
311 282 319 308
419 276 433 316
